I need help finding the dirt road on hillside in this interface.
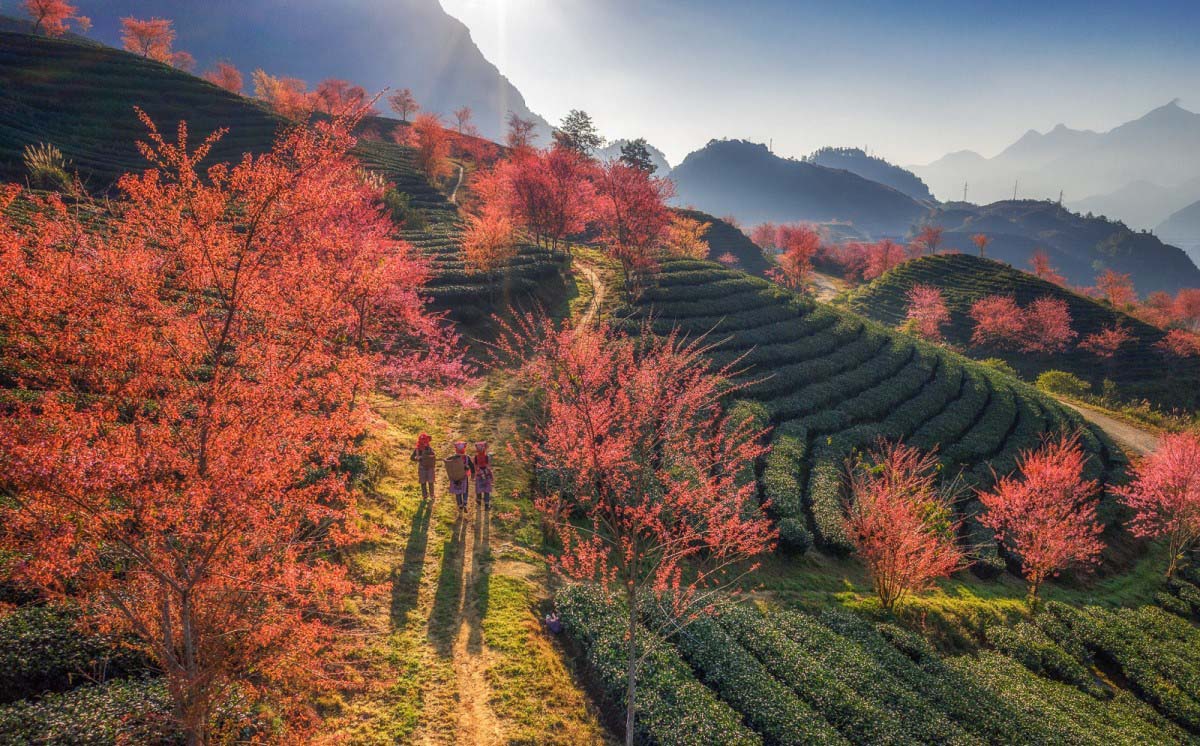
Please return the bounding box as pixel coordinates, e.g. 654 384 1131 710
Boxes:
1061 400 1160 456
576 262 605 327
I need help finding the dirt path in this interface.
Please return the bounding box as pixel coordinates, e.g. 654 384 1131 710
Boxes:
448 164 465 205
576 261 605 327
810 271 847 302
1061 400 1160 456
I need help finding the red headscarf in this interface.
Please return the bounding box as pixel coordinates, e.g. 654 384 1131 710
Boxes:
454 441 467 455
417 433 431 450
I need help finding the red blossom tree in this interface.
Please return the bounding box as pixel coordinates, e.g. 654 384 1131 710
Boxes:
23 0 89 36
120 16 177 62
844 442 967 609
1021 296 1077 353
1158 328 1200 359
387 88 419 121
1029 249 1066 285
201 61 243 94
1095 269 1138 309
717 251 739 267
663 214 710 259
772 223 822 290
1117 432 1200 578
978 434 1104 602
251 69 314 118
969 294 1025 349
1172 288 1200 330
594 160 674 294
904 284 950 342
461 210 516 299
911 225 944 256
0 114 464 743
497 317 775 746
169 50 195 72
971 233 990 258
1079 322 1133 359
314 78 377 116
749 222 779 252
863 239 908 280
405 113 454 184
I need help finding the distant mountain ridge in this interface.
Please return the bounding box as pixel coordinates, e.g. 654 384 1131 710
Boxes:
67 0 551 144
1157 200 1200 262
912 101 1200 223
805 147 933 202
670 139 928 237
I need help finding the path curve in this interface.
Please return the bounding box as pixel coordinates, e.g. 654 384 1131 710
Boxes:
1061 400 1160 456
448 164 465 205
576 261 605 327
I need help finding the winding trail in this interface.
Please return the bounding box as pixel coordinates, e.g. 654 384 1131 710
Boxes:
576 261 605 327
1060 400 1160 456
448 164 465 205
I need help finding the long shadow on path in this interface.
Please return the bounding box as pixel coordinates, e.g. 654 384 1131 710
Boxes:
390 497 434 627
428 510 469 656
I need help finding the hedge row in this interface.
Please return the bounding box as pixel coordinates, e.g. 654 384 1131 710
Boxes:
1038 602 1200 731
984 621 1104 697
658 611 847 745
0 678 175 746
761 421 812 552
554 585 760 746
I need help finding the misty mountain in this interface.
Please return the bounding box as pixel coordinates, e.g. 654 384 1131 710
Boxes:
912 101 1200 225
594 139 672 175
805 147 934 202
67 0 550 143
929 200 1200 295
670 139 928 237
1157 200 1200 263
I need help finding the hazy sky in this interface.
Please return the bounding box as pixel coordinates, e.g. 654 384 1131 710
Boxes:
439 0 1200 167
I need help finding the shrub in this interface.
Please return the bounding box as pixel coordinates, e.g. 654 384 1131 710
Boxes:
978 357 1019 379
22 143 71 192
1036 370 1091 399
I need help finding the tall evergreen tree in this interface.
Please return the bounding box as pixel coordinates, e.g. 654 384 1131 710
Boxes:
554 109 603 155
619 137 657 174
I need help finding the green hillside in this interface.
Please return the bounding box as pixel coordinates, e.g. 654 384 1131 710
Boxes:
846 253 1200 409
0 29 567 325
624 258 1121 569
674 208 772 276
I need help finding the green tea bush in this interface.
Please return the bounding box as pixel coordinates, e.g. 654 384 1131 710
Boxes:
661 612 846 745
0 678 176 746
985 622 1104 696
0 605 147 703
555 585 760 746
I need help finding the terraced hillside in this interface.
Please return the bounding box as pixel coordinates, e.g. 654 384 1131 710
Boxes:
624 258 1120 568
559 583 1200 745
0 29 569 326
674 208 771 276
847 253 1200 409
0 31 286 190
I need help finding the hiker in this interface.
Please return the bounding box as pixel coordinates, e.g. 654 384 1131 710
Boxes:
410 433 437 500
473 442 494 510
445 441 475 515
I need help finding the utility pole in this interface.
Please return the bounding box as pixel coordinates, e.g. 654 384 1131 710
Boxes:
769 138 773 154
963 181 968 203
1013 180 1019 201
1058 190 1063 206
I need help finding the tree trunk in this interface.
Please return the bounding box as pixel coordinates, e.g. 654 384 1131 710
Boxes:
624 584 638 746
